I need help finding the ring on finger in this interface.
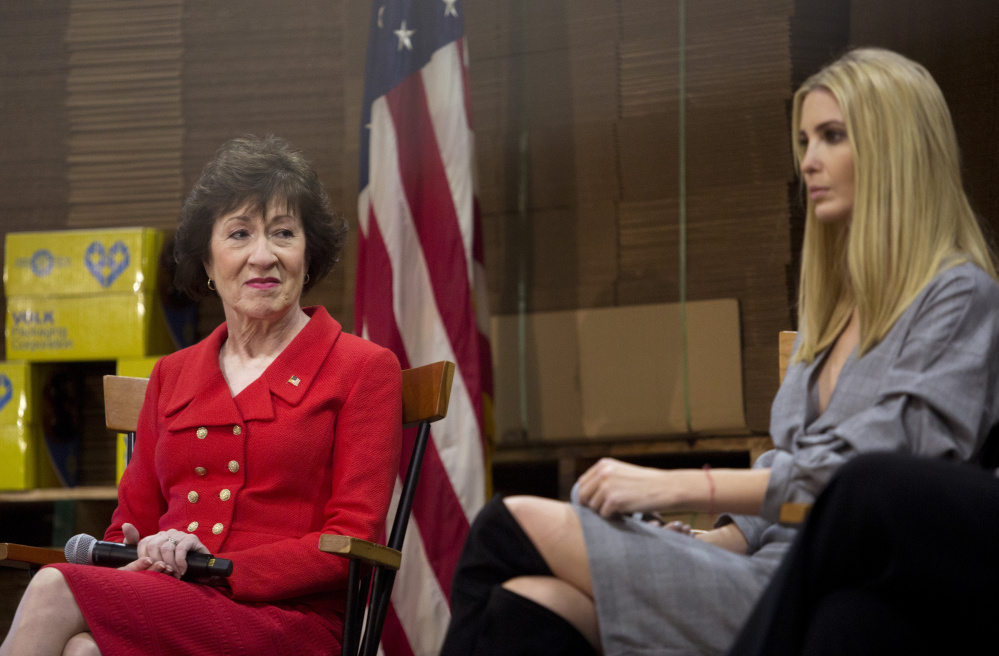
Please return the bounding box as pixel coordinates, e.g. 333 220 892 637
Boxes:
166 537 179 545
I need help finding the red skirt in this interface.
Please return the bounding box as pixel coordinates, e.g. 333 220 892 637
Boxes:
49 563 342 655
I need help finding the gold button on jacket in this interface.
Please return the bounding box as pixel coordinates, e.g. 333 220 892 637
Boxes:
195 467 206 476
220 489 231 501
232 425 242 435
212 523 224 535
228 460 239 473
187 521 199 532
188 491 199 503
196 427 208 439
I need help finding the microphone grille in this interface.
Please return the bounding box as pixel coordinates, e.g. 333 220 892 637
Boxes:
65 534 96 565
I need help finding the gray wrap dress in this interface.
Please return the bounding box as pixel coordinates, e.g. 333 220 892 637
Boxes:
576 262 999 655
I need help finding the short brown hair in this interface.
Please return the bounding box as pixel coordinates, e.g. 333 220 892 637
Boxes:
174 135 347 299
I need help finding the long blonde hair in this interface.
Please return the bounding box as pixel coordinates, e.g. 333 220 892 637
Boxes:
792 48 998 362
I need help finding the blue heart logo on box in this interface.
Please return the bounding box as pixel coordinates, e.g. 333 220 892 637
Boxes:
0 374 12 413
85 240 131 288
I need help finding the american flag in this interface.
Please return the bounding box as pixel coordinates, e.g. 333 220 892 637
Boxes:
354 0 492 654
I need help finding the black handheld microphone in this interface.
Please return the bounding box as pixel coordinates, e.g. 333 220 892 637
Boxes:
64 533 233 578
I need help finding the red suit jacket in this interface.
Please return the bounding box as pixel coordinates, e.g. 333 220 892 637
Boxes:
105 306 402 610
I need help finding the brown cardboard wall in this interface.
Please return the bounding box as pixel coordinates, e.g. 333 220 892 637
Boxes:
849 0 999 244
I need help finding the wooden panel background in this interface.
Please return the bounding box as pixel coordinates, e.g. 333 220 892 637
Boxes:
850 0 999 246
65 0 184 229
180 0 350 335
1 0 998 435
473 0 797 430
0 1 71 347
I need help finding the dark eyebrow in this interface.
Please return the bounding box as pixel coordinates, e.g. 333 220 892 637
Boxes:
219 212 295 225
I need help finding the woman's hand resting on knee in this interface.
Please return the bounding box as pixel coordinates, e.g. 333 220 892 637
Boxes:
576 457 771 519
577 458 752 555
118 523 211 578
576 458 706 518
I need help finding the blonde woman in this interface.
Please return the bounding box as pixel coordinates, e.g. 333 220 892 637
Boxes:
440 49 999 656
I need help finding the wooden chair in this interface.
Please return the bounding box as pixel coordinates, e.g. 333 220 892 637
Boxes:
1 360 457 656
321 360 455 656
776 331 813 525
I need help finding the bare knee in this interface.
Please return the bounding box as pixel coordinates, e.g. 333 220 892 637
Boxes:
503 575 593 619
503 496 576 540
502 496 553 553
503 496 593 595
8 567 88 648
62 633 100 656
23 568 76 609
502 576 601 650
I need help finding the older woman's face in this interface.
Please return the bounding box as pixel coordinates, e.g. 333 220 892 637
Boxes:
798 89 855 224
204 196 307 322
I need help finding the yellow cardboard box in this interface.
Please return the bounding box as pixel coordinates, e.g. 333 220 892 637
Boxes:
6 292 173 361
4 228 163 297
114 356 161 483
0 362 60 489
0 423 60 490
0 361 34 425
0 423 40 490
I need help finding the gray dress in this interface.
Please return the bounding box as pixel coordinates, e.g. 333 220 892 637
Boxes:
576 262 999 655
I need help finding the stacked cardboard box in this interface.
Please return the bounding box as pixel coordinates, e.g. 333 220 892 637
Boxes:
0 362 58 490
4 228 173 361
2 228 173 489
492 299 745 442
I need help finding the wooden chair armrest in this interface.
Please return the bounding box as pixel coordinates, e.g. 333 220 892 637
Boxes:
319 535 401 571
779 502 812 525
0 543 67 569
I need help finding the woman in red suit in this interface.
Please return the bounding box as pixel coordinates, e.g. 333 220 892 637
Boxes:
1 135 403 656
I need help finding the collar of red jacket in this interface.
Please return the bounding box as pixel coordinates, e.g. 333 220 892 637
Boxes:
163 306 342 429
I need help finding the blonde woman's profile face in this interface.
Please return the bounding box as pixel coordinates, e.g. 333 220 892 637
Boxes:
798 89 855 224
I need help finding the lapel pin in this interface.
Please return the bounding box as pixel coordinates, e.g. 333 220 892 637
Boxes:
288 375 301 386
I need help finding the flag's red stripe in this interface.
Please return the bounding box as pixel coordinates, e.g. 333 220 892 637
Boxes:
357 210 402 354
399 425 467 602
380 605 417 656
477 333 493 400
363 213 469 599
472 198 492 399
472 196 484 266
385 74 484 434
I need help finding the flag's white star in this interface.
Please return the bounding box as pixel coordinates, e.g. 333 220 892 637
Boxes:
394 20 415 51
443 0 458 17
